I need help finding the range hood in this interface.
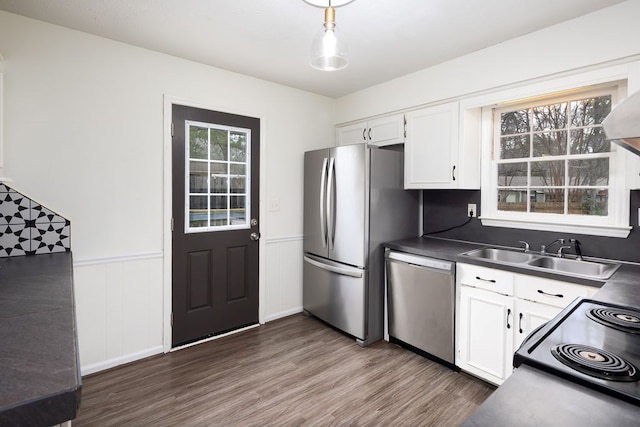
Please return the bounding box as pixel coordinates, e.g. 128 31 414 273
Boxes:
602 89 640 156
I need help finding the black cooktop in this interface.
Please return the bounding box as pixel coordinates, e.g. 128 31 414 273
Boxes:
514 298 640 405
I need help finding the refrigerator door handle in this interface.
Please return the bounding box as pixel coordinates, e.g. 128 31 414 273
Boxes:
319 157 328 248
327 156 336 250
304 255 363 278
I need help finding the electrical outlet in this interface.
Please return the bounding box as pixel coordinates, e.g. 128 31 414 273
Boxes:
468 203 477 218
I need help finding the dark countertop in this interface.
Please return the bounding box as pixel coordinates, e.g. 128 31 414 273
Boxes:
0 253 81 426
384 236 640 426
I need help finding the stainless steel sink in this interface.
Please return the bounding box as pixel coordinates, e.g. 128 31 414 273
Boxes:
525 256 620 280
462 248 538 264
459 247 621 281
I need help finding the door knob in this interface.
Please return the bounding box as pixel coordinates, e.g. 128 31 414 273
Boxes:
250 232 261 241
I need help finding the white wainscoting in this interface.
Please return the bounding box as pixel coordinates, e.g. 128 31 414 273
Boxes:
74 238 303 375
74 253 164 376
264 236 304 322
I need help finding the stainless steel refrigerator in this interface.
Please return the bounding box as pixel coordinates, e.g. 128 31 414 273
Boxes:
303 144 418 346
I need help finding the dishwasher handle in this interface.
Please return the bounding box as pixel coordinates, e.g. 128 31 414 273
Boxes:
386 251 453 272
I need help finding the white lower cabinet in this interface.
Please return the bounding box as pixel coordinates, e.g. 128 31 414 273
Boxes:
456 263 592 385
513 298 562 350
458 285 514 385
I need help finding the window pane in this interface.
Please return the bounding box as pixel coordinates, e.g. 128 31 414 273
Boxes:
532 131 567 157
189 161 208 193
530 189 564 214
500 135 529 159
568 189 608 216
500 110 530 135
498 162 527 187
230 131 247 162
189 195 208 228
532 102 567 131
532 160 565 186
210 162 228 193
230 196 246 225
210 129 228 161
189 126 208 159
498 189 527 212
570 96 611 127
230 164 246 194
568 158 609 186
210 196 228 226
570 128 610 154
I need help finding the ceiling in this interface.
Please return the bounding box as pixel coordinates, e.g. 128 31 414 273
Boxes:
0 0 625 98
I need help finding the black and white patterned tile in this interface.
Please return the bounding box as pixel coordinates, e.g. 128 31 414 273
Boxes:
0 184 71 257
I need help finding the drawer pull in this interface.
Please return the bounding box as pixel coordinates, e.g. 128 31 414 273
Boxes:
475 276 496 283
537 289 564 298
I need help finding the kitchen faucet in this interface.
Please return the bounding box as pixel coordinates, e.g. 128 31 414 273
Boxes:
518 240 530 253
540 238 565 256
557 245 572 258
570 239 584 261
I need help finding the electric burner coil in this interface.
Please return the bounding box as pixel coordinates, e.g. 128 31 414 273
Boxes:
587 307 640 334
551 344 640 382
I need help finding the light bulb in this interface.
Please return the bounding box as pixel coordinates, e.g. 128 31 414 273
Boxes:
309 6 348 71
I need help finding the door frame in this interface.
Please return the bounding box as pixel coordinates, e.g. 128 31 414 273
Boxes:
162 95 267 353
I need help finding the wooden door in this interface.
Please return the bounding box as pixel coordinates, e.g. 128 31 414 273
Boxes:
172 104 260 347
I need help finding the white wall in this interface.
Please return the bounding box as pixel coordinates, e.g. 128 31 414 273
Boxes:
0 11 334 373
335 1 640 123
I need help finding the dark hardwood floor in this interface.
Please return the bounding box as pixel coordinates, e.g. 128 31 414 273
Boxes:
75 314 494 426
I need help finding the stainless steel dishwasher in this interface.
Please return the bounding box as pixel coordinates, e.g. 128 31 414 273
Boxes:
385 249 456 365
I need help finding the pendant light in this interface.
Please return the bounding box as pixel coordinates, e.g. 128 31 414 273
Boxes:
306 0 354 71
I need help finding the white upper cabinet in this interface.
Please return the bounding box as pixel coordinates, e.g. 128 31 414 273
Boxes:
404 102 480 189
336 114 405 147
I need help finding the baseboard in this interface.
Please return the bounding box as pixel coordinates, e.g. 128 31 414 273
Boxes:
264 306 303 323
81 345 164 376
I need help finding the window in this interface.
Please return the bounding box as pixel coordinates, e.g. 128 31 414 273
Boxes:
481 84 631 238
185 120 251 233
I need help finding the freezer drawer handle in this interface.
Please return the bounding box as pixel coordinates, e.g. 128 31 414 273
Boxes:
303 256 363 278
475 276 496 283
537 289 564 298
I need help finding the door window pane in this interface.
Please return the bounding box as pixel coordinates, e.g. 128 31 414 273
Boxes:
185 121 251 232
189 161 208 193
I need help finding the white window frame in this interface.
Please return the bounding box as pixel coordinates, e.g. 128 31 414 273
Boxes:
472 65 633 238
184 120 251 234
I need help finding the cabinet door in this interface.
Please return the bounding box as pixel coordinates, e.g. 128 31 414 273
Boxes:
368 115 405 146
514 299 562 350
336 122 367 146
457 285 514 385
404 102 459 189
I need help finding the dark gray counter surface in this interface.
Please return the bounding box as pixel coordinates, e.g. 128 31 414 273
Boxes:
384 236 640 426
0 253 81 426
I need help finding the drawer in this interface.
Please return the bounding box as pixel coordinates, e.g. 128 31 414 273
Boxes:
514 274 590 308
457 263 514 295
